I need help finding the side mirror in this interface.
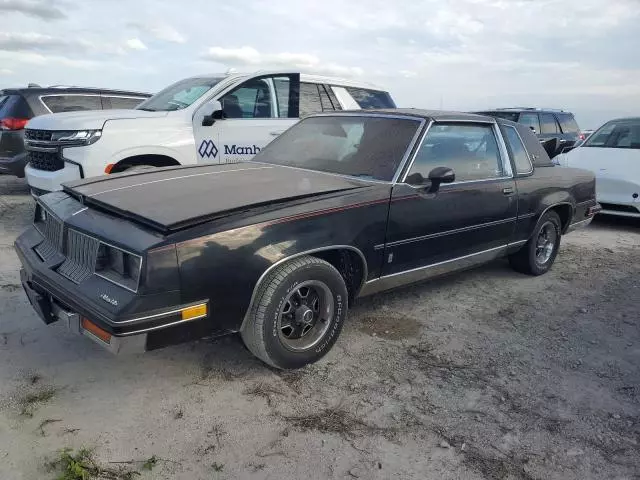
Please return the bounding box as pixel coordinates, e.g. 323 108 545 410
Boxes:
428 166 455 184
405 167 455 193
202 100 224 126
529 126 537 134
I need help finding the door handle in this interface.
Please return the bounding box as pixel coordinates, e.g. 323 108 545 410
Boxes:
270 131 284 136
502 187 515 195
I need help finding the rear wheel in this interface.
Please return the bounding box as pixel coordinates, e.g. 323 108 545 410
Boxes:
241 256 348 369
509 211 562 276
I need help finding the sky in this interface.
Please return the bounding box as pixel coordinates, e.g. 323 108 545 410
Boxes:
1 0 639 128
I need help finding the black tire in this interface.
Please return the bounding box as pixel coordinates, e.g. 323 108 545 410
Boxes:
509 211 562 276
241 256 348 370
122 164 157 173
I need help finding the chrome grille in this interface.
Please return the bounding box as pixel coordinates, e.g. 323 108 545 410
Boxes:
34 208 63 260
57 230 100 284
24 129 54 141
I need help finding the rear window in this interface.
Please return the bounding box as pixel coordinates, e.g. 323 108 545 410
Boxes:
42 95 102 113
584 119 640 149
477 111 519 122
0 94 32 118
556 113 580 133
345 87 395 109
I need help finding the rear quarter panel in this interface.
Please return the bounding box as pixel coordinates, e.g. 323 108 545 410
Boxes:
512 165 596 243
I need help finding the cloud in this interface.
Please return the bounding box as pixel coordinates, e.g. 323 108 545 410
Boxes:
0 68 14 75
0 32 126 56
201 46 364 77
0 0 66 20
0 32 67 52
125 38 147 51
0 50 105 70
127 22 186 44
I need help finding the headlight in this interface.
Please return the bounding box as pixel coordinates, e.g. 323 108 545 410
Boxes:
95 242 142 292
51 129 102 146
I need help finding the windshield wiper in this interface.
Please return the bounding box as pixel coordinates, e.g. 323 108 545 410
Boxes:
136 107 156 112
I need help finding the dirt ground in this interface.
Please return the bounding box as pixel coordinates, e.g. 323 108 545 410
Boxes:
0 174 638 480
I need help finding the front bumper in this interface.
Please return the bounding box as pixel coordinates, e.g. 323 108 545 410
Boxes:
15 227 213 354
24 161 81 194
20 268 147 353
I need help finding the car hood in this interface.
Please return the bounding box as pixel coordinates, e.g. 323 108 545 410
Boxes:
62 163 373 233
560 146 640 178
25 109 168 130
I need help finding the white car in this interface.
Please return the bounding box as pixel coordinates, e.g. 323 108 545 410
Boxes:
557 117 640 217
23 71 396 194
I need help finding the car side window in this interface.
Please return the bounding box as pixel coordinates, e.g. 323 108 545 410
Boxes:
220 78 273 119
407 123 504 182
518 112 540 134
42 95 102 113
299 83 339 117
556 113 579 134
503 125 533 174
103 96 145 109
540 113 560 134
324 84 342 111
299 82 323 117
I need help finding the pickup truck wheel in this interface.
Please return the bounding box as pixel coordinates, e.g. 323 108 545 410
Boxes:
509 211 562 276
241 256 348 370
122 164 156 173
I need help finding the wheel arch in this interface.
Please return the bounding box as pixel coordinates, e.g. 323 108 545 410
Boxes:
533 201 574 235
109 154 181 173
240 245 368 331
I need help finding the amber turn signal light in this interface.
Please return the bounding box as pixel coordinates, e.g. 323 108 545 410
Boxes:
181 304 207 321
81 317 112 343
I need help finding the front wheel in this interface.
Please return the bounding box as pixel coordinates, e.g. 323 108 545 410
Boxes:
509 211 562 276
241 256 348 369
122 164 157 173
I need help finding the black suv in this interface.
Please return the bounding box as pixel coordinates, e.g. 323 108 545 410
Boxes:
0 85 150 178
474 108 583 151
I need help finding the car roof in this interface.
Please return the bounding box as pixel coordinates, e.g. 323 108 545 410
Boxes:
0 87 151 97
315 108 498 123
479 107 574 114
183 71 388 92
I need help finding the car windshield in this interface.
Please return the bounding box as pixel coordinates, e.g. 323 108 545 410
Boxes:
136 77 224 112
253 115 421 182
583 119 640 149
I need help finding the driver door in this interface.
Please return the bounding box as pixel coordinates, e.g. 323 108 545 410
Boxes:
383 121 517 275
193 73 300 164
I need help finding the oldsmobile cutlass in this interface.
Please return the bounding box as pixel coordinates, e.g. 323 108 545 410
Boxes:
15 110 599 369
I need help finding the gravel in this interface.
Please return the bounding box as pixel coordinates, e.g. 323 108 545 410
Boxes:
0 175 638 479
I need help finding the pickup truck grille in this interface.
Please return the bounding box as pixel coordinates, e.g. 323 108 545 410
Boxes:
57 230 100 284
34 208 64 261
27 151 64 172
24 129 54 141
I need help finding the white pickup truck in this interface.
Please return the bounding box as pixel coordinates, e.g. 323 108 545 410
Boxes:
23 71 396 194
